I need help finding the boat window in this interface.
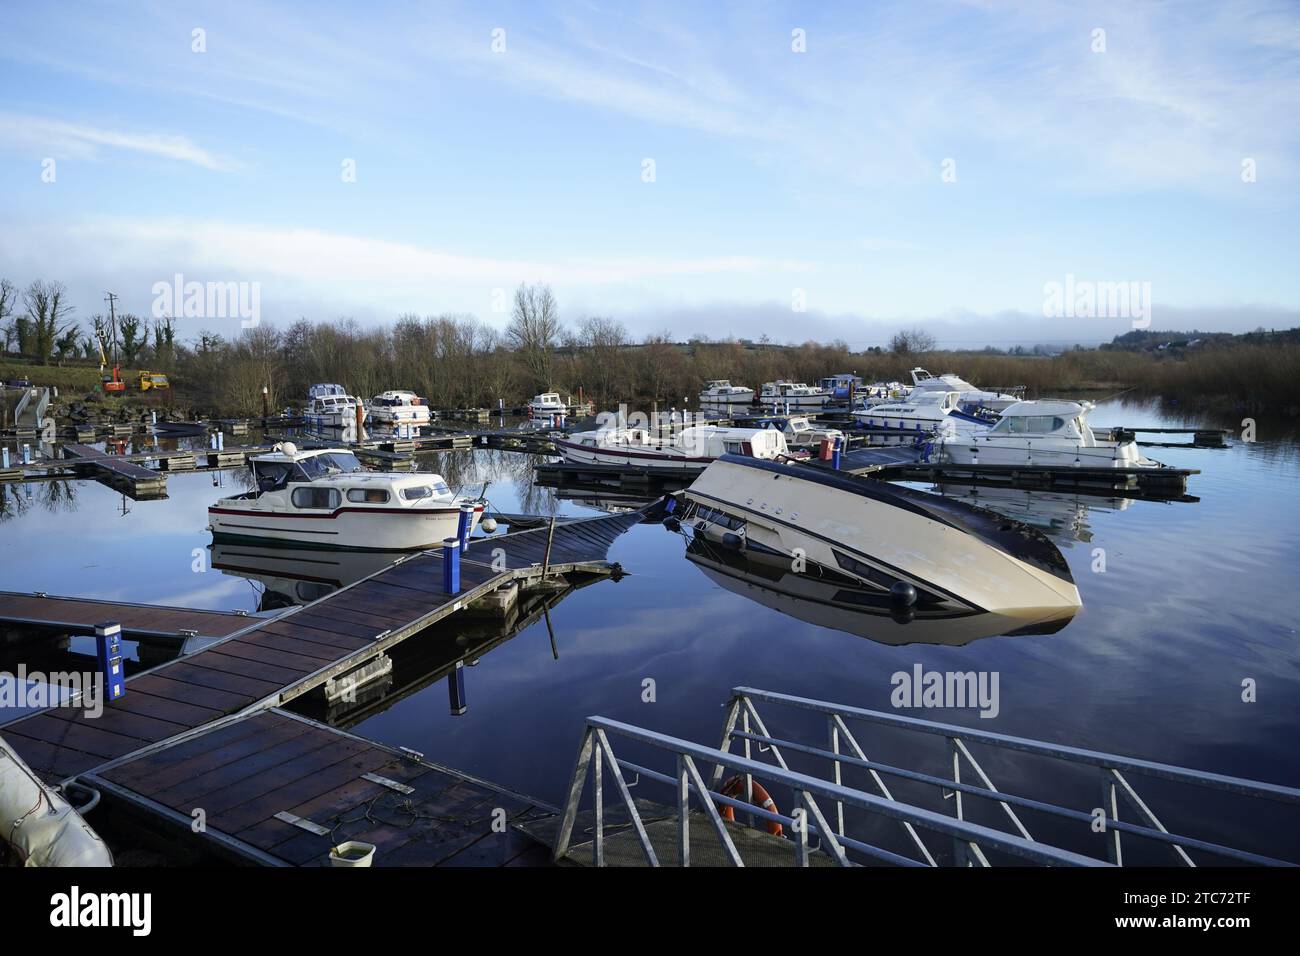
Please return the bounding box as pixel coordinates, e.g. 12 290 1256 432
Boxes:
431 479 451 496
402 486 434 500
291 487 340 510
252 461 293 492
295 452 365 480
347 488 390 504
991 415 1067 435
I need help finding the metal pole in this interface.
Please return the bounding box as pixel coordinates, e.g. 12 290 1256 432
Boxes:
541 512 557 577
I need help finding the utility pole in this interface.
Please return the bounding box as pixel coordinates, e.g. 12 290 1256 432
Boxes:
103 292 120 366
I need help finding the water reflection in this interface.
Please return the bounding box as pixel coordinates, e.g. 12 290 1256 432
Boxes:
0 480 80 523
682 536 1078 646
925 484 1134 545
209 543 401 610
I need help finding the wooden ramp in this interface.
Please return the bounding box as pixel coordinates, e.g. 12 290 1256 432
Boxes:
0 510 643 785
0 591 263 641
84 709 555 867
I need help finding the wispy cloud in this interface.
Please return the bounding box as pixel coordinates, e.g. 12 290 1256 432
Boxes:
0 113 239 170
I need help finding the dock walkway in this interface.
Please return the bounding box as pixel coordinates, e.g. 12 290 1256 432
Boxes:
0 510 643 786
0 591 263 641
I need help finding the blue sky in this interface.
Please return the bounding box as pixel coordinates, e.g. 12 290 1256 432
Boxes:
1 0 1298 346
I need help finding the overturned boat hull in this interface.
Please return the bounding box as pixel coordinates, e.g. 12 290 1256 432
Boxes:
680 455 1080 617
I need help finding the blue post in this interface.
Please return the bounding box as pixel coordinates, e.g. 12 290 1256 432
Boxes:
94 621 125 702
22 444 31 464
442 536 461 593
457 503 474 553
1 447 8 469
831 436 842 470
448 660 467 716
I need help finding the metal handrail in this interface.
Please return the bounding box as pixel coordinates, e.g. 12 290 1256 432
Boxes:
726 687 1300 867
553 716 1107 867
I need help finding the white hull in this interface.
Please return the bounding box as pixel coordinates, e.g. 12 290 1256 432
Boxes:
209 503 483 550
553 437 712 469
940 441 1158 469
369 407 431 426
683 457 1080 616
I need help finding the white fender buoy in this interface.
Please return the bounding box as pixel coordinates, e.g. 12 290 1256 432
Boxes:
1 736 114 866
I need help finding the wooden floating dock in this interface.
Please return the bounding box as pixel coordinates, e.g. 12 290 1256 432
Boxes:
59 442 168 497
0 510 643 864
0 591 267 641
84 709 556 867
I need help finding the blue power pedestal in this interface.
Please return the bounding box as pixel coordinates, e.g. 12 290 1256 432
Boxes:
94 620 126 702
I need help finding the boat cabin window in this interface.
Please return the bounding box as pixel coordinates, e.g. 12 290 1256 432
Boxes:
347 488 390 504
295 452 364 480
990 415 1068 435
252 461 294 492
291 487 341 510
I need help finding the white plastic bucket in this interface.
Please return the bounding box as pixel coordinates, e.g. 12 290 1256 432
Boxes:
329 841 376 867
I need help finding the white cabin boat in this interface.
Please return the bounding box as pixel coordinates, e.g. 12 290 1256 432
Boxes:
854 390 991 444
366 390 431 427
208 443 483 550
938 400 1162 469
528 392 566 417
680 455 1080 617
306 384 361 428
760 380 827 410
910 368 1021 412
554 424 789 470
699 380 755 406
760 415 844 449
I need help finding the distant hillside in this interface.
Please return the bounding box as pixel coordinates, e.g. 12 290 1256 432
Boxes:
1103 327 1300 352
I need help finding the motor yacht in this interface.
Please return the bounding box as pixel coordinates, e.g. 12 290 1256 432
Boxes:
305 383 362 429
554 424 790 469
937 400 1164 469
208 442 484 550
366 390 432 428
759 380 828 410
854 390 990 444
699 380 756 406
910 368 1022 413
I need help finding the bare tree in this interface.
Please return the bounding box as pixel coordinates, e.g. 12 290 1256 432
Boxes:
507 283 562 392
22 279 78 365
0 279 16 352
889 327 936 355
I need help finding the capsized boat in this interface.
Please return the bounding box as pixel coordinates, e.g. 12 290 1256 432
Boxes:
699 380 756 406
910 368 1022 413
678 455 1081 617
208 442 483 550
366 390 432 427
938 399 1164 469
554 424 790 469
684 535 1077 646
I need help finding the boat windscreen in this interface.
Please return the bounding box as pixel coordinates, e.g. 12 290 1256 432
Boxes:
295 452 365 479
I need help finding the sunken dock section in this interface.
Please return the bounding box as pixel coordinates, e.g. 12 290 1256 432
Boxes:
83 709 556 867
60 442 167 497
0 591 264 641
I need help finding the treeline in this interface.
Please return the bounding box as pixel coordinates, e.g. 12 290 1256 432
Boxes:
5 279 1297 415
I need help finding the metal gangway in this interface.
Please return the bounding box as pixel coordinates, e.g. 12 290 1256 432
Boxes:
552 687 1300 867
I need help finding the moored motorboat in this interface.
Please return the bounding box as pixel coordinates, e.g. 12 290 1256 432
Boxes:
699 380 756 406
937 399 1164 469
760 380 828 410
305 383 362 428
910 368 1022 413
854 389 991 444
528 392 567 417
208 442 483 550
554 424 790 469
366 390 432 428
678 455 1081 617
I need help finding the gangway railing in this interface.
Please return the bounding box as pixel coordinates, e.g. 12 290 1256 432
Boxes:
552 687 1300 867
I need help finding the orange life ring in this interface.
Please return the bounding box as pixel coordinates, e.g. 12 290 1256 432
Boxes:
718 775 783 836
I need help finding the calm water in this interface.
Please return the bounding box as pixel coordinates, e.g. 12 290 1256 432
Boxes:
3 398 1298 862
